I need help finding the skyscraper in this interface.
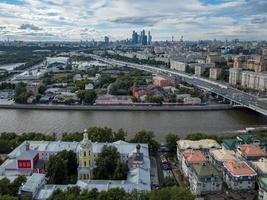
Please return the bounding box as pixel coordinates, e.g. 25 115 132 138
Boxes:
132 31 138 44
141 30 147 45
104 36 109 44
148 31 152 45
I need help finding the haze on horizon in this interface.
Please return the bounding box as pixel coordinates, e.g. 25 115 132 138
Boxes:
0 0 266 41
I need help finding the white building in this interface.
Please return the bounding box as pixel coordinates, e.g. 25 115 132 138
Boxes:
189 163 222 195
209 149 237 171
1 133 151 199
229 68 242 85
223 160 257 190
177 139 220 161
170 60 186 72
209 68 222 80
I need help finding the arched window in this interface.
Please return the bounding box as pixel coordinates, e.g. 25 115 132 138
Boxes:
84 152 86 157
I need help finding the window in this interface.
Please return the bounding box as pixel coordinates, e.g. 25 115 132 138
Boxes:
84 161 86 167
84 152 86 157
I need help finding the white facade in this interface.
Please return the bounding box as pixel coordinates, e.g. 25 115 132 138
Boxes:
229 68 242 85
170 60 186 72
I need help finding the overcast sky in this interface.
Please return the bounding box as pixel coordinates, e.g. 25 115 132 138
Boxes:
0 0 266 41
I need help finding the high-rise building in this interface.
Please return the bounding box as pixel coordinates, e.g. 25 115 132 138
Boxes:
148 31 152 45
132 31 138 44
104 36 109 44
141 30 147 45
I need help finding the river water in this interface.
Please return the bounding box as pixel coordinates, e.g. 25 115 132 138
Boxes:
0 108 266 141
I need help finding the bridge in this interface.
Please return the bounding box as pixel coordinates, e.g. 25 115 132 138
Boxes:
89 54 267 117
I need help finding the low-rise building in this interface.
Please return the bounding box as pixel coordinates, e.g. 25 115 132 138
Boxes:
251 158 267 175
223 160 257 190
209 149 237 171
153 76 174 88
258 177 267 200
181 150 208 177
177 139 220 161
237 134 266 147
222 139 241 151
236 144 267 161
183 97 201 105
189 163 222 195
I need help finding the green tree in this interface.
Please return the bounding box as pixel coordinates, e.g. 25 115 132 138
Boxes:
130 130 159 152
160 177 177 188
84 90 97 104
46 151 77 184
0 195 16 200
165 133 180 153
149 186 194 200
9 176 27 196
0 178 10 195
98 188 128 200
93 146 128 180
14 82 30 104
87 127 114 142
38 85 46 94
114 128 127 141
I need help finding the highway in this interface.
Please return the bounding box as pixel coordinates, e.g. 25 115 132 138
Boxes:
89 54 267 117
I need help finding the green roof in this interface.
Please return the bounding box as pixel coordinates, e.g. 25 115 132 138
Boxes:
260 177 267 187
237 134 264 143
192 163 220 177
222 139 240 150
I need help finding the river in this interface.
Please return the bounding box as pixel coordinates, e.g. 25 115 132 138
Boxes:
0 108 266 141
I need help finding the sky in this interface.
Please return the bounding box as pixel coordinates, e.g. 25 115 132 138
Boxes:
0 0 266 41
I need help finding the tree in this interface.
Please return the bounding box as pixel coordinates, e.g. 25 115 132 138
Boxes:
114 128 127 141
38 85 46 94
14 82 30 104
98 188 128 200
87 127 114 142
84 90 97 104
0 195 17 200
130 130 159 152
9 176 26 196
149 186 194 200
160 177 177 188
0 178 10 195
46 151 77 184
165 133 180 153
93 146 128 180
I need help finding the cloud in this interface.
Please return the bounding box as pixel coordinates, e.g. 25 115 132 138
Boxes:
18 24 42 31
251 17 266 24
0 0 265 41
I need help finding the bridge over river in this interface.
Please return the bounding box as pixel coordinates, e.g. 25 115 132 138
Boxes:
90 54 267 117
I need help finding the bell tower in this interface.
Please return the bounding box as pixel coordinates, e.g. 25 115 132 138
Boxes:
78 129 94 180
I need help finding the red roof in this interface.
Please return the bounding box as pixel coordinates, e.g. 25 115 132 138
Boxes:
224 160 257 176
182 150 207 164
238 144 267 157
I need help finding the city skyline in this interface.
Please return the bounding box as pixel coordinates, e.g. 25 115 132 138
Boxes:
0 0 266 41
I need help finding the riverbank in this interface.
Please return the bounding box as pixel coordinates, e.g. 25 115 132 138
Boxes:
0 103 234 111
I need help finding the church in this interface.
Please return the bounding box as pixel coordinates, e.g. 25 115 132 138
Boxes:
0 130 151 199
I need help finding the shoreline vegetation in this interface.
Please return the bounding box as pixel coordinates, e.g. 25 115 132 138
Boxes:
0 127 266 156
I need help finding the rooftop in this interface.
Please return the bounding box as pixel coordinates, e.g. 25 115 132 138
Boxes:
222 139 240 150
183 150 208 164
210 149 237 162
191 163 220 177
177 139 220 150
251 158 267 174
21 173 46 193
223 160 257 176
237 144 267 157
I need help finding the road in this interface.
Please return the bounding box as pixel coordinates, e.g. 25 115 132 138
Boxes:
89 54 267 116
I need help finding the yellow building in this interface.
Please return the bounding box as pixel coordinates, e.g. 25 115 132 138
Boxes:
78 130 94 180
